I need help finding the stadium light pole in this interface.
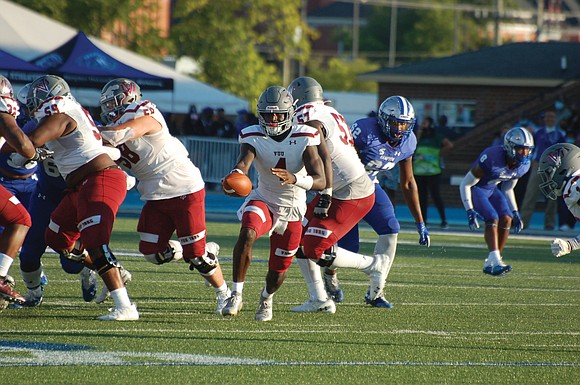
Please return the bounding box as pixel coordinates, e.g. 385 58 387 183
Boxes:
388 2 397 67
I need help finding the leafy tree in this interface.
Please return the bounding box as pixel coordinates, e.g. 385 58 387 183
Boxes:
337 1 499 66
12 0 170 58
172 0 314 103
308 57 378 93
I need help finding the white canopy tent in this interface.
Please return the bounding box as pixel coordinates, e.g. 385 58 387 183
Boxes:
0 0 249 115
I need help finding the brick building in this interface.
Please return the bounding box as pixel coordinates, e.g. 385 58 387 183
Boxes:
359 41 580 207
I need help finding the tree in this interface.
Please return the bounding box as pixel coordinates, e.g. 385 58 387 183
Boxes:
308 57 378 93
172 0 314 104
12 0 170 59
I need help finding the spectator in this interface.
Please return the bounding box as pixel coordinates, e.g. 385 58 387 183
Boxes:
182 105 199 136
413 116 453 229
191 107 215 136
212 108 235 138
520 109 567 230
235 109 258 137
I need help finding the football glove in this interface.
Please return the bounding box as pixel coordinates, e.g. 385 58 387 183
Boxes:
551 238 571 257
313 193 332 218
31 147 54 162
466 209 482 230
551 236 580 257
416 222 430 247
511 210 523 233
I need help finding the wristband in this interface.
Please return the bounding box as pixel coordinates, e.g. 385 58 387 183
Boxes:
294 174 314 190
321 187 333 196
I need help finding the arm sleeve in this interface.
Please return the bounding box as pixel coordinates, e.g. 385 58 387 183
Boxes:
459 171 480 211
500 179 519 212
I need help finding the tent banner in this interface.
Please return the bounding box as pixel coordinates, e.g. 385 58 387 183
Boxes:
54 73 174 90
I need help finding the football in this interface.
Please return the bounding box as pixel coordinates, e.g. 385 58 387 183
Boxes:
222 171 252 197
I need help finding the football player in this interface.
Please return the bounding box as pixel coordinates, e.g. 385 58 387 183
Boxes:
287 76 386 312
537 143 580 257
220 86 326 321
459 126 534 275
0 75 50 304
19 75 137 320
98 78 230 314
334 95 430 308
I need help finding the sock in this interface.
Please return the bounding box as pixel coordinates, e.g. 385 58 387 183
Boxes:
110 287 132 309
296 258 327 301
375 234 398 280
330 246 374 270
232 281 244 294
214 282 228 295
21 267 43 289
486 250 501 266
262 287 274 299
0 253 14 277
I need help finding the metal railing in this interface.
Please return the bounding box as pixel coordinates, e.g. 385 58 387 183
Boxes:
178 136 258 184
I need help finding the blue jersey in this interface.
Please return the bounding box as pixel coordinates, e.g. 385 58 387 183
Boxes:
0 119 39 176
473 146 530 190
350 117 417 182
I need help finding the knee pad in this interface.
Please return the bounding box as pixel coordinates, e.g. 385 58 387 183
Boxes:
315 246 336 267
294 247 306 260
57 249 86 263
144 240 183 265
92 245 120 274
188 252 218 277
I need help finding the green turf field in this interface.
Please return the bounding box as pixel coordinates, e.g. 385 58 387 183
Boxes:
1 218 579 384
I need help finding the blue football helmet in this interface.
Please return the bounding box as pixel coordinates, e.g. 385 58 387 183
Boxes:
378 96 416 144
503 126 534 165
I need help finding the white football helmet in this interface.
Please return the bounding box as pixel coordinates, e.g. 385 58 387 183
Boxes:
538 143 580 200
27 75 71 114
0 75 14 98
503 126 534 165
287 76 324 106
99 78 142 124
257 86 295 137
378 95 416 144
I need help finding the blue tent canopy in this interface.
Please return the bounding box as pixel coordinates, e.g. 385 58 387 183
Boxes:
0 49 44 82
31 32 173 90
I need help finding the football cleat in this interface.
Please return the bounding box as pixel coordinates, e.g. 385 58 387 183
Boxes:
80 267 98 302
96 303 139 321
290 298 336 313
323 271 344 303
215 288 231 315
255 293 273 322
364 290 393 308
483 264 512 276
364 256 386 303
95 266 132 304
221 291 243 316
0 275 16 309
40 270 49 286
9 286 44 309
0 276 24 304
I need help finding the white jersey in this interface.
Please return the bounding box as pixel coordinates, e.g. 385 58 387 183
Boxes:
562 170 580 220
0 95 19 118
103 100 204 201
294 101 373 200
33 95 108 180
239 123 320 222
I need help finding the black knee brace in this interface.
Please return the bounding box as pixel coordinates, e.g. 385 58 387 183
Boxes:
316 246 336 267
92 245 120 274
188 252 218 276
